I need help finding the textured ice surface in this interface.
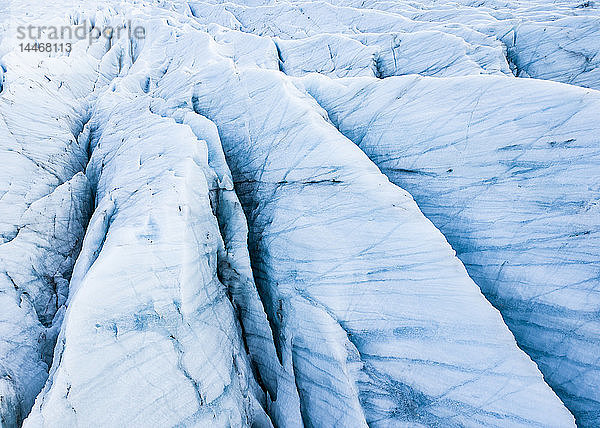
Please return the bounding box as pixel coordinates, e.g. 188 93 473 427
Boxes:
0 42 103 426
300 74 600 426
0 0 598 426
24 74 269 427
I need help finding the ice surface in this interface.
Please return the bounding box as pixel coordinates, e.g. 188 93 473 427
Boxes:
300 73 600 426
178 49 575 427
0 42 103 426
0 0 597 426
24 75 270 427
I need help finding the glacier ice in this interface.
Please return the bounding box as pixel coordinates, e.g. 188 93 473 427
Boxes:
0 0 598 426
300 73 600 426
24 75 270 427
0 42 104 426
180 50 575 427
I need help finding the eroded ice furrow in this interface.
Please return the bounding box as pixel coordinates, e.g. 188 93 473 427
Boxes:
185 1 507 58
300 73 600 426
274 34 379 78
0 10 173 424
0 39 112 426
181 0 600 89
483 17 600 89
349 31 511 78
0 0 597 426
314 0 600 22
191 69 576 428
186 0 511 78
122 27 579 427
299 0 600 89
207 25 279 71
0 175 91 427
173 111 288 428
23 63 271 426
272 30 511 79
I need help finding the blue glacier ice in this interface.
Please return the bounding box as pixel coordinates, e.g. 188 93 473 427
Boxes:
0 0 598 426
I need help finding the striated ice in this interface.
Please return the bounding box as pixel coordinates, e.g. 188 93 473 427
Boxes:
301 73 600 426
0 0 597 426
0 42 104 426
24 74 269 427
139 28 574 427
